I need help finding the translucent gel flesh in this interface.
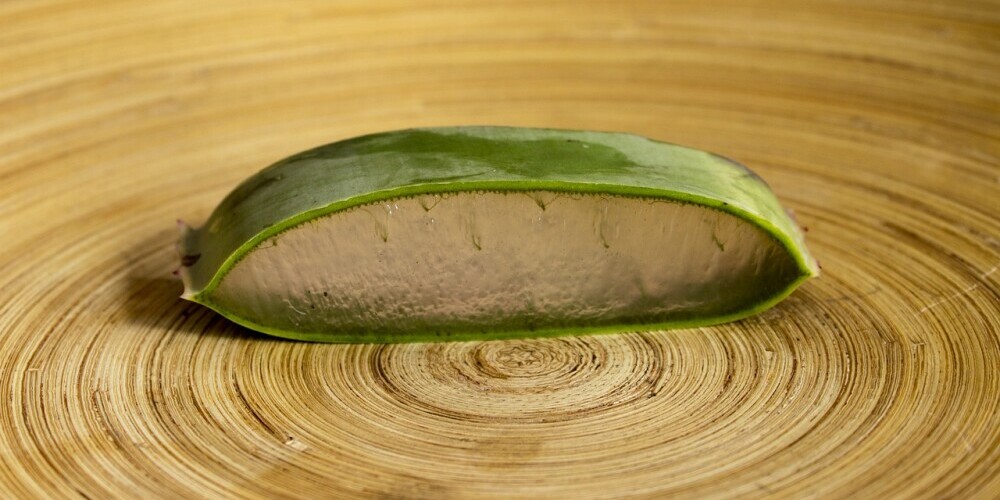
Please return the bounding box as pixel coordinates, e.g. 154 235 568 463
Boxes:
211 191 800 337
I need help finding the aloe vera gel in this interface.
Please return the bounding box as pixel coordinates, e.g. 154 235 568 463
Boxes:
179 127 817 342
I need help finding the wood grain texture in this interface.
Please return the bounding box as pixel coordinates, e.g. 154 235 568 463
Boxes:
0 0 997 498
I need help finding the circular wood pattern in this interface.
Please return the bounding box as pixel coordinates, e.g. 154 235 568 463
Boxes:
1 1 997 498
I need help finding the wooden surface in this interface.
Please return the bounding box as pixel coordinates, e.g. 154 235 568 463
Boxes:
1 1 998 498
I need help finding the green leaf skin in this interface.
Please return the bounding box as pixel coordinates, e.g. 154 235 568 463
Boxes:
178 126 819 343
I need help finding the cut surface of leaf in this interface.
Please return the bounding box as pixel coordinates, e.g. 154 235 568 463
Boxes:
179 127 818 343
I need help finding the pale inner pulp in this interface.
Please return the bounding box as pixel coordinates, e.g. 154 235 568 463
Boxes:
213 191 800 337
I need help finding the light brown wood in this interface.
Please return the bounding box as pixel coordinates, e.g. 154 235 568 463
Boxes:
1 1 998 498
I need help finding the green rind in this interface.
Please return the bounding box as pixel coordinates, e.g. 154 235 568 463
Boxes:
179 126 819 342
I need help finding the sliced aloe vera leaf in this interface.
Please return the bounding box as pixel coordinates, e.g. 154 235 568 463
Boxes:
178 127 818 343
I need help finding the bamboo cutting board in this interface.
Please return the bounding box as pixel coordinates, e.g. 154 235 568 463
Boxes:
1 1 998 498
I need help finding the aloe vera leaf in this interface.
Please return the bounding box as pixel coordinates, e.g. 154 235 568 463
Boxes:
178 126 818 343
